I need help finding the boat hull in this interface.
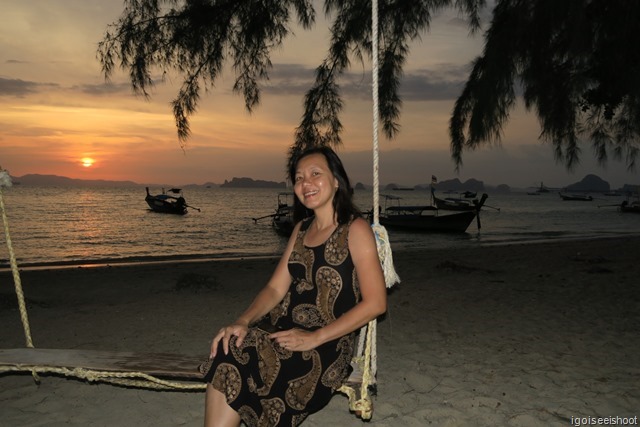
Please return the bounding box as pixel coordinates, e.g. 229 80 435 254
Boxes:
620 201 640 213
145 187 188 215
559 192 593 201
272 211 294 236
269 193 295 236
145 197 188 215
379 211 477 233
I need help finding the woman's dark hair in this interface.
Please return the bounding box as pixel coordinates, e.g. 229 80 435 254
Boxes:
287 145 361 224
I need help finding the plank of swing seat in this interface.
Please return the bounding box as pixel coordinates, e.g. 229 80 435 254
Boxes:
0 348 205 380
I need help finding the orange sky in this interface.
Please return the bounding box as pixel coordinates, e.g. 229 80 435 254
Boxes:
1 0 638 189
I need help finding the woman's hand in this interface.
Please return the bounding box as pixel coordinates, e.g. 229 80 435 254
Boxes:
270 329 319 352
210 323 249 358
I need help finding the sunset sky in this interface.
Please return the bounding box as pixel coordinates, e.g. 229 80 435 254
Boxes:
1 0 638 189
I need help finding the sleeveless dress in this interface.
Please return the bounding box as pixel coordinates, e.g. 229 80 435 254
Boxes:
199 218 361 426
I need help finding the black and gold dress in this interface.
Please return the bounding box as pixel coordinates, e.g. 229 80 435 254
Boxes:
200 218 361 426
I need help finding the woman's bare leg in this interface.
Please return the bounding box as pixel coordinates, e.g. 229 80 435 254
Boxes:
204 384 241 427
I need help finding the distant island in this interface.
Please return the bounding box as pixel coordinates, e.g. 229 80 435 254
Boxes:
8 173 636 193
8 174 285 189
355 182 367 190
8 174 287 189
416 178 486 192
219 177 286 189
563 174 609 192
10 174 139 188
10 174 206 189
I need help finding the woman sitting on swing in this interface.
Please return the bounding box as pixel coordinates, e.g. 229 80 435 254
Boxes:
200 146 387 426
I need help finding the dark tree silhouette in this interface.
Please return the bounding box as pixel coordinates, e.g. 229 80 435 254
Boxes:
292 0 483 153
450 0 640 171
98 0 316 143
97 0 484 149
98 1 640 172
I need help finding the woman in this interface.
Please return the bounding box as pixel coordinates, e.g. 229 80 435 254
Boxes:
200 146 387 426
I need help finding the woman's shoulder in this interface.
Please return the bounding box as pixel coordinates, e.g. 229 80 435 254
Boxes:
347 217 375 239
346 217 379 261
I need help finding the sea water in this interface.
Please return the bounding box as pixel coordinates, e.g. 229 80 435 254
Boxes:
1 185 638 267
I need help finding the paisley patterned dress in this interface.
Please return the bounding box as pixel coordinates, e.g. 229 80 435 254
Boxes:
199 218 361 426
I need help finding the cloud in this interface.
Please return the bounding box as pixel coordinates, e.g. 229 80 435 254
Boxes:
0 77 58 97
400 66 469 101
262 63 315 96
72 81 132 96
5 59 29 64
0 77 151 98
263 62 469 102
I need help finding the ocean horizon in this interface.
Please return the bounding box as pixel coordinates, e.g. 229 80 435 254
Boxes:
9 171 640 193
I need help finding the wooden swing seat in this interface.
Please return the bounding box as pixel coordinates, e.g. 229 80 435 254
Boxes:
0 348 204 380
0 347 371 411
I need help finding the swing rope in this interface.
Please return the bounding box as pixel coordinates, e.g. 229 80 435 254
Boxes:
0 364 206 391
337 0 400 419
0 169 34 350
369 0 400 289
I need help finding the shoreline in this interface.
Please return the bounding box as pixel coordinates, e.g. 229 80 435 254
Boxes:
0 253 282 272
1 234 638 426
3 232 640 273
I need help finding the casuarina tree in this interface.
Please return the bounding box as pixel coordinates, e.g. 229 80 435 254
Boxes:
450 0 640 171
98 0 638 171
97 0 484 148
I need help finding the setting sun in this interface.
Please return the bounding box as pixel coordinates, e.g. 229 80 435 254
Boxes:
81 157 95 168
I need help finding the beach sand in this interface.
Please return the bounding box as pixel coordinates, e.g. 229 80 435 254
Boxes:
1 236 639 426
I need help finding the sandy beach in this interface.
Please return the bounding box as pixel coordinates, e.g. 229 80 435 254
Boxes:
1 236 639 426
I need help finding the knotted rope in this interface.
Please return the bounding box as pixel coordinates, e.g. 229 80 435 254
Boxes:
0 168 34 351
339 0 400 419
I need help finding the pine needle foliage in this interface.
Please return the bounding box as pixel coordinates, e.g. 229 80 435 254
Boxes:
98 0 483 153
450 0 640 171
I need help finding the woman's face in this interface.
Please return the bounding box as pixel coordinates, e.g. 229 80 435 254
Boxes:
293 153 339 213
